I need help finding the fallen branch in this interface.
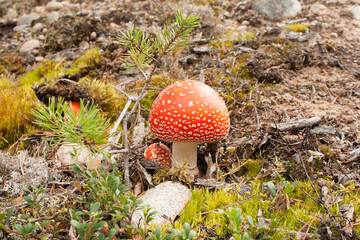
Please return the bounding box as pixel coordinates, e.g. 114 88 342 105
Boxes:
271 116 321 131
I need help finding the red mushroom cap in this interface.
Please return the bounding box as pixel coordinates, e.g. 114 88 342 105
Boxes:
69 102 81 116
144 143 172 170
149 80 230 143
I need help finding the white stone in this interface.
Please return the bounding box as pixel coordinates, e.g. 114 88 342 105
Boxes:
351 6 360 20
252 0 302 20
35 56 44 62
46 1 63 11
132 182 192 226
47 11 60 23
19 39 41 52
13 25 29 33
55 143 90 166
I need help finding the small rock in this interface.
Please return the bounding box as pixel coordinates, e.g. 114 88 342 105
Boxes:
311 125 336 135
330 32 338 38
79 41 90 50
252 0 302 20
32 23 44 32
242 20 250 25
13 25 29 33
34 6 46 13
17 13 40 26
55 143 90 166
24 54 36 65
47 11 60 23
192 45 211 53
19 39 41 53
5 8 18 20
38 35 45 41
132 181 192 226
46 1 63 11
110 22 120 29
90 31 97 40
311 3 327 11
35 56 44 62
238 47 253 54
350 6 360 20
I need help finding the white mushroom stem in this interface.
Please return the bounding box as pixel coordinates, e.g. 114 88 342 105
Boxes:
172 142 199 175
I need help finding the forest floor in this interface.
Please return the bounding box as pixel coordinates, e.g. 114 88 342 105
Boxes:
1 0 360 239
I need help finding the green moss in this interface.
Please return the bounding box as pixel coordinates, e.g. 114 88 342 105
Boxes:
0 78 37 149
78 77 126 121
65 48 103 76
283 23 310 33
20 60 64 86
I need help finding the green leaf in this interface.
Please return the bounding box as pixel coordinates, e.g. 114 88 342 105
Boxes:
15 224 26 235
267 182 276 197
0 213 6 222
107 228 116 240
91 221 106 232
247 215 254 227
283 185 295 195
0 224 8 231
5 207 16 223
89 202 100 214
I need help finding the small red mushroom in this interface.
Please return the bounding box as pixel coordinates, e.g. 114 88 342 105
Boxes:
65 101 81 122
144 143 172 170
69 101 81 116
149 79 230 175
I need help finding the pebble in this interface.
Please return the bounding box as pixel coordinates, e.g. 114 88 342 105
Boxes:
17 13 40 26
350 6 360 20
241 20 250 25
90 31 97 40
79 41 90 50
46 1 63 11
38 35 45 41
330 32 338 38
252 0 302 20
13 25 29 33
35 56 44 62
32 23 44 32
5 8 18 20
19 39 41 53
311 3 327 11
34 6 46 13
47 11 60 23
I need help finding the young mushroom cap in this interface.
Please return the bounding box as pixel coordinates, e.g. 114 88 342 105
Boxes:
144 143 172 170
149 79 230 175
69 101 81 116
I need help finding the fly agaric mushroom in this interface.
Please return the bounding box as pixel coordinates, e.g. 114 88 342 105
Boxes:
149 79 230 175
144 143 172 170
65 101 81 122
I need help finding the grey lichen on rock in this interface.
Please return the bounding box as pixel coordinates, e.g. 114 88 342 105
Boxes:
0 151 49 197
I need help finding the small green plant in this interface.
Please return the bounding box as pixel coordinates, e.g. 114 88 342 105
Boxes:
23 187 47 218
32 97 112 159
219 207 269 240
148 222 196 240
70 202 113 240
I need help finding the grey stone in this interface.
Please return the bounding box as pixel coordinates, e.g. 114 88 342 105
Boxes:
46 1 63 11
252 0 302 20
350 6 360 20
32 23 45 32
17 13 40 26
311 125 336 135
6 8 18 20
24 54 36 65
79 41 90 50
20 39 41 52
13 25 29 33
132 181 191 226
47 11 60 23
